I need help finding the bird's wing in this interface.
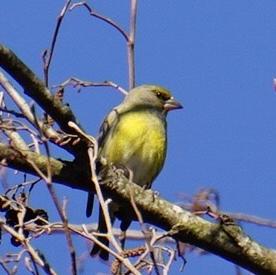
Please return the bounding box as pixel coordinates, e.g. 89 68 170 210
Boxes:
86 108 120 217
86 105 125 218
97 107 121 148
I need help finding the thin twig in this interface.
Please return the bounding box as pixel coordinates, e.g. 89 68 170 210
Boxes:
68 121 139 274
162 246 176 275
129 186 160 274
0 122 29 151
69 122 118 248
0 71 59 141
81 224 125 261
180 189 276 228
0 44 80 139
42 139 78 275
0 72 38 126
0 119 40 137
5 178 41 197
226 212 276 228
69 1 137 89
26 253 40 275
1 221 57 275
57 77 128 96
70 2 129 41
30 160 78 275
0 106 27 119
18 106 78 275
0 259 11 274
23 220 174 243
128 0 138 89
43 0 72 87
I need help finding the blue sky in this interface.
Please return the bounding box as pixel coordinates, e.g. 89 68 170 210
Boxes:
1 1 276 274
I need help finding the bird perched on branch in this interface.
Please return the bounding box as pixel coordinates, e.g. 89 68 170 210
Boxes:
87 84 182 260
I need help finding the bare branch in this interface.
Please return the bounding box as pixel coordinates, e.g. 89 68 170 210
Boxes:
0 220 57 275
128 0 138 89
99 169 276 275
180 188 276 228
28 134 77 275
0 71 59 141
57 77 128 96
0 45 80 136
68 122 138 272
1 140 276 273
69 1 137 89
227 212 276 228
43 0 73 87
0 143 90 192
70 2 129 41
0 92 28 150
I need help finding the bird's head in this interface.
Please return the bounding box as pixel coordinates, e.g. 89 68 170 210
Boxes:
124 85 183 114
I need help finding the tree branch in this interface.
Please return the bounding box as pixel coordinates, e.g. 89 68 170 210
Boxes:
43 0 73 87
0 143 275 274
0 143 89 191
0 44 80 135
100 170 276 275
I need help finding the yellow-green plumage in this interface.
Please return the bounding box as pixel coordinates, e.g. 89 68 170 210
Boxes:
89 84 182 260
100 110 167 188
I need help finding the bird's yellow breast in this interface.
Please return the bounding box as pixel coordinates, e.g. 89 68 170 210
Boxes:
100 110 167 187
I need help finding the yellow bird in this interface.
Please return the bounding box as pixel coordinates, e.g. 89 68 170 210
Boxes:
88 84 182 260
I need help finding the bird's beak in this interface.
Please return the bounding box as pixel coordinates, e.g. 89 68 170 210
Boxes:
164 97 183 111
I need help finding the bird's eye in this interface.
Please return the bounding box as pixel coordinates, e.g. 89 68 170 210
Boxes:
155 90 170 101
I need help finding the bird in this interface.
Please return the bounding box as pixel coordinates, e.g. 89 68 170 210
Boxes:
87 84 182 260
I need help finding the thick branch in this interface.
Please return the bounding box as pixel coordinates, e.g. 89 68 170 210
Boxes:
101 172 276 275
0 44 79 135
0 143 89 191
0 143 275 274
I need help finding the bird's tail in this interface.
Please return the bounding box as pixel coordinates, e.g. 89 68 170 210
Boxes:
86 191 94 218
90 202 133 260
